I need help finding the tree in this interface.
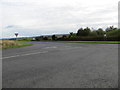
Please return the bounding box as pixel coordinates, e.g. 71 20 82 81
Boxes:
62 35 67 39
105 26 117 32
52 35 57 40
83 27 91 36
70 32 73 36
35 36 43 41
69 32 73 38
89 31 98 36
76 27 91 36
96 28 105 36
106 28 120 37
76 28 84 36
43 37 48 40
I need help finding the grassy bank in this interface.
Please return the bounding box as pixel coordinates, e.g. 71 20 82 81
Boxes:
34 40 120 44
0 40 33 49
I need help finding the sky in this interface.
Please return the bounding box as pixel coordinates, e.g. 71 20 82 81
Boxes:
1 0 119 38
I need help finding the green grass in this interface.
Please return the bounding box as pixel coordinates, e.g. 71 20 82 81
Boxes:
37 40 120 44
1 42 33 49
56 41 120 44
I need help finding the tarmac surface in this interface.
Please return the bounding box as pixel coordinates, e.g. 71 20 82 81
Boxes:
2 42 118 88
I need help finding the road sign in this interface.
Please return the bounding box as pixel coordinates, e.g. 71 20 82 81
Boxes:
15 32 18 37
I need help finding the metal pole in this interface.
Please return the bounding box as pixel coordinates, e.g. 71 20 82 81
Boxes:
15 32 18 42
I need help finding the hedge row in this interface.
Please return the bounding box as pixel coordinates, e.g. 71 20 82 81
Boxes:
56 36 120 41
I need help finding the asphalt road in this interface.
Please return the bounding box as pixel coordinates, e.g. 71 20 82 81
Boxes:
2 42 118 88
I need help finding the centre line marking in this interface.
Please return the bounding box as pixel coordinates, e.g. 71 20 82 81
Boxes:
2 51 48 59
43 46 57 49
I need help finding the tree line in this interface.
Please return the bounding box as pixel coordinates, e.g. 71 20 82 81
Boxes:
35 26 120 41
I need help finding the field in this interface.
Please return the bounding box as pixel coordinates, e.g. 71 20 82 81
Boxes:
55 41 120 44
33 40 120 44
0 40 33 49
0 40 119 49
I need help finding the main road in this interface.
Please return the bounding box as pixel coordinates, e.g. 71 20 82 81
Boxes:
2 42 118 88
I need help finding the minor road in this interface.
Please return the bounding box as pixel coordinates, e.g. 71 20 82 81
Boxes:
2 42 118 88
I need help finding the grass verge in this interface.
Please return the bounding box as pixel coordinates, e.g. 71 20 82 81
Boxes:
35 40 120 44
1 40 33 49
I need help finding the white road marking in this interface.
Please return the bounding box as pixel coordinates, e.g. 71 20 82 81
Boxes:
2 55 20 59
60 46 82 50
44 46 57 49
1 46 82 59
2 51 48 59
21 51 48 56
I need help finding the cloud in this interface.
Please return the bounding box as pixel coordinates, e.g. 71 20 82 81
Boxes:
5 25 15 29
1 0 119 38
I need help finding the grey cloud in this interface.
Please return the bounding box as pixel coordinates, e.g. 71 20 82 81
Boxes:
5 25 15 28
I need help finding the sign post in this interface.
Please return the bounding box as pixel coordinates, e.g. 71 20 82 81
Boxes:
15 32 18 41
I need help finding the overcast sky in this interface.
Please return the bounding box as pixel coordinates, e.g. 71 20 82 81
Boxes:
1 0 119 38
